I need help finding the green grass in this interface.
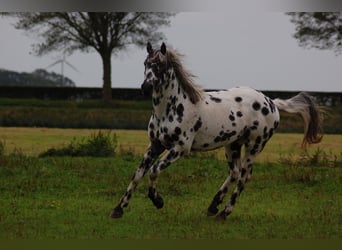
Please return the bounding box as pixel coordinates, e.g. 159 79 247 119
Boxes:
0 154 341 239
0 128 341 239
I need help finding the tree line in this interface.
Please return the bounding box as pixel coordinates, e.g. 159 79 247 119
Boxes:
0 68 75 87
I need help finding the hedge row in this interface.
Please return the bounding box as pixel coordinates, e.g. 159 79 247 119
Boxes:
0 98 340 133
0 86 341 106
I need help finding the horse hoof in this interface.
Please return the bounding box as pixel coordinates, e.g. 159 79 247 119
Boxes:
148 187 164 209
153 195 164 209
216 211 227 221
110 206 123 218
207 206 219 216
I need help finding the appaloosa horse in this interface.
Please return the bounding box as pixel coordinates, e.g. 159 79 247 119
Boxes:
111 42 322 220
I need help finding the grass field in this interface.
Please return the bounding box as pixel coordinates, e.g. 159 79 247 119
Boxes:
1 127 341 162
0 127 341 239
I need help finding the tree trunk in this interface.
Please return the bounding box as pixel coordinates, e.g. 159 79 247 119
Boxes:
101 52 112 102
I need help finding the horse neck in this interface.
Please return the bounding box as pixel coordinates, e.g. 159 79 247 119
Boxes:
152 69 186 118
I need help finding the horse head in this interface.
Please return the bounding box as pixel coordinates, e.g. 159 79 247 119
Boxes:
141 42 169 96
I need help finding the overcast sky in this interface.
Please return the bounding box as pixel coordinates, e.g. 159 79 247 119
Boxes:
1 12 342 92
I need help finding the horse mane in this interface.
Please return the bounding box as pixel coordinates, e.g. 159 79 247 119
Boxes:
165 49 204 104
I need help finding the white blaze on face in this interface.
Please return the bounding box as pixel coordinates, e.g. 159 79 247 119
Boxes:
144 67 155 84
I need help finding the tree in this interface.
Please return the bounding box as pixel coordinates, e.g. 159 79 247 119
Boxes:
287 12 342 54
1 12 175 101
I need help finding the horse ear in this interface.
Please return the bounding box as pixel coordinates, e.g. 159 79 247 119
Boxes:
147 42 153 54
160 43 167 55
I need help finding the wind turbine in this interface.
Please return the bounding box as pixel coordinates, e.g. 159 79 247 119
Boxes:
46 50 79 86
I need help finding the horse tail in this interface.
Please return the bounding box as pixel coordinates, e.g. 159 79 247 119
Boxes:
273 92 323 147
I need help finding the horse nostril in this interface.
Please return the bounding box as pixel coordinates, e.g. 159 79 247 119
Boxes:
141 81 153 97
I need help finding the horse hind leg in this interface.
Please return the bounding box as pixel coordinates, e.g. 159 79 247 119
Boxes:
216 135 267 220
207 143 242 216
216 151 257 221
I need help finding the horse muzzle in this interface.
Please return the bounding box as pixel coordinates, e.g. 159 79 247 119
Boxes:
141 81 153 97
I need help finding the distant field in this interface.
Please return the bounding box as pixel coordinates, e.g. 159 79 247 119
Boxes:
0 127 341 239
0 127 341 163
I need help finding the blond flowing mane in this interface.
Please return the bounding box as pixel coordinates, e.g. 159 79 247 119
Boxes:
165 49 204 104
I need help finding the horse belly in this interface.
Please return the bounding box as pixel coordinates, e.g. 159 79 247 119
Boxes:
190 112 245 151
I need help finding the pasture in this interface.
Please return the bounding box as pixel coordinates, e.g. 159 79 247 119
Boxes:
0 127 341 239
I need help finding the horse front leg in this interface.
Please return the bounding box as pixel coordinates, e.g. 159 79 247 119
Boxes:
110 141 165 218
148 146 183 209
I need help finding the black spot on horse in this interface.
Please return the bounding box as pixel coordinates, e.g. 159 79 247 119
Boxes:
274 120 279 129
153 97 160 106
168 115 174 122
265 97 276 113
149 123 155 130
149 131 155 139
269 128 274 138
193 117 202 132
241 168 247 177
261 140 267 149
176 103 184 122
170 95 177 105
203 143 209 148
209 95 222 103
229 114 235 121
166 103 171 116
244 129 251 138
214 130 237 143
235 97 242 102
261 107 269 116
250 148 257 155
175 127 182 135
232 151 239 159
237 180 244 192
256 136 262 144
236 111 243 117
252 102 261 111
230 192 238 205
171 133 179 141
250 120 259 130
164 134 172 143
214 136 221 143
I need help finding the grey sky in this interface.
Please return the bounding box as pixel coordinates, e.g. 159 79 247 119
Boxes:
1 12 341 92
